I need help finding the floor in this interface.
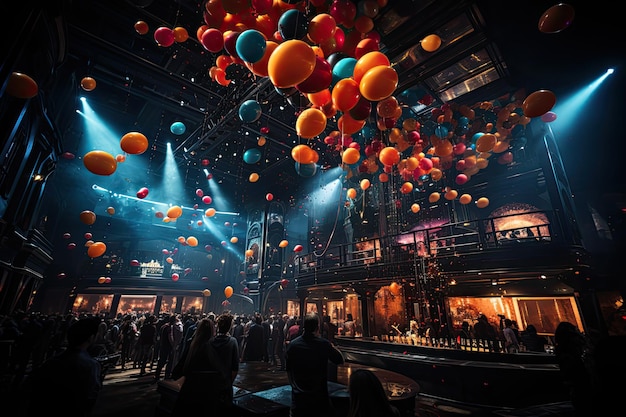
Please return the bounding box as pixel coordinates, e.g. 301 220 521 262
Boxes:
87 361 575 417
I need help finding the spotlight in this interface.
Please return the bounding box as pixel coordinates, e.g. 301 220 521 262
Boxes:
607 68 614 75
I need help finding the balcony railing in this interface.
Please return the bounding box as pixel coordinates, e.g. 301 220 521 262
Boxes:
296 210 557 275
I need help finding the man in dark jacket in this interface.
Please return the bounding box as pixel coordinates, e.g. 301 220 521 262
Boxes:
285 312 344 417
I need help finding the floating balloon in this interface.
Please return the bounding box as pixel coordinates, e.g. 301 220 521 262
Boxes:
421 34 442 52
236 29 267 63
6 72 38 99
134 20 149 35
120 131 149 155
67 242 76 250
136 187 149 199
170 121 186 135
243 148 262 164
224 285 234 298
130 259 140 267
187 236 198 247
268 39 316 88
279 239 289 248
239 100 262 122
202 289 211 297
522 90 556 118
280 279 289 287
154 26 175 47
63 232 71 239
202 195 212 204
476 197 490 209
459 194 472 205
411 203 420 213
293 244 303 252
79 210 96 225
278 9 309 41
230 236 238 244
84 232 93 240
295 162 317 177
172 273 179 281
205 208 216 217
249 172 260 182
538 3 575 33
106 206 115 215
167 205 183 219
296 108 327 138
266 193 273 201
80 76 97 91
87 241 107 258
83 150 117 175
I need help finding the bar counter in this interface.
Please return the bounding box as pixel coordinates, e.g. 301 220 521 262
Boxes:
335 337 568 408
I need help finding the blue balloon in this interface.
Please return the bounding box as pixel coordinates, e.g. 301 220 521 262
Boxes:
243 148 262 164
170 121 186 135
236 30 266 64
295 162 317 177
434 125 448 139
331 57 357 86
278 9 309 40
239 100 262 123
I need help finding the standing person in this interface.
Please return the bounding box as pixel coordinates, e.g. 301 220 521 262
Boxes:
554 321 600 416
153 316 172 381
274 313 287 370
285 312 344 417
343 314 356 337
347 368 401 417
503 318 520 353
242 314 265 362
136 315 157 375
118 315 137 370
519 324 548 352
24 316 102 417
166 314 184 379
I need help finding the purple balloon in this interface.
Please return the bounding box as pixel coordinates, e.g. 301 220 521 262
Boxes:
540 111 557 123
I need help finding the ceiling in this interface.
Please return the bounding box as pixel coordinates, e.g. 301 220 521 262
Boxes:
43 0 621 216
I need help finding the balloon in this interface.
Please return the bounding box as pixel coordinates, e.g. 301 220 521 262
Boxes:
170 121 186 135
538 3 575 33
98 277 106 284
293 244 303 252
230 236 238 244
136 187 149 199
347 188 357 199
224 285 234 298
291 144 314 163
378 146 400 166
411 203 420 213
236 29 266 63
342 147 361 165
6 72 38 99
360 179 371 190
187 236 198 247
87 241 107 258
337 113 366 135
279 239 289 248
246 40 278 77
355 38 380 59
445 189 458 200
459 194 472 205
295 162 317 177
296 108 327 138
200 28 224 53
202 289 211 297
389 282 401 295
541 111 557 123
332 78 360 112
79 210 96 225
278 9 308 40
202 195 213 204
154 27 175 47
522 90 557 118
476 133 496 152
332 57 357 84
429 192 441 203
359 65 398 102
166 257 173 264
106 206 115 215
268 40 316 88
421 34 442 52
239 99 262 122
134 20 149 35
296 56 332 94
83 150 117 175
167 205 183 219
172 273 179 281
400 182 413 194
130 259 140 267
245 249 254 257
308 13 336 44
80 76 97 91
205 208 217 217
249 172 260 182
353 51 390 84
280 278 289 287
476 197 490 209
243 148 262 164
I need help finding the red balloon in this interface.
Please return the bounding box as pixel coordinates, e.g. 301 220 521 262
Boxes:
266 193 273 201
130 259 140 266
6 72 38 99
136 187 149 199
154 27 175 47
522 90 557 118
172 273 180 281
280 278 289 287
296 56 332 94
293 244 303 252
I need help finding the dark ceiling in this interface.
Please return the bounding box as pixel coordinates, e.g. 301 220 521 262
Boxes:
31 0 624 216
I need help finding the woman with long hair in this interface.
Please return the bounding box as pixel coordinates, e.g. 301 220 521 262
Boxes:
347 369 401 417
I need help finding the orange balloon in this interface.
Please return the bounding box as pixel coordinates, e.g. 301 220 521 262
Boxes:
291 144 315 163
376 96 399 118
83 150 117 175
411 203 420 213
167 205 183 219
80 76 97 92
120 132 149 155
249 172 260 182
173 26 189 42
476 133 497 152
205 208 217 217
268 40 316 88
87 241 107 258
134 20 149 35
347 188 357 199
6 72 38 99
421 34 442 52
378 146 400 166
459 194 472 205
308 89 332 107
353 51 390 84
224 285 234 298
476 197 490 208
214 68 231 86
279 239 289 248
246 40 278 77
202 289 212 297
522 90 556 118
187 236 198 247
444 189 458 200
429 192 441 203
337 113 366 135
360 179 371 190
332 78 361 112
400 182 413 194
296 108 327 139
359 65 398 101
342 147 361 165
308 13 336 44
79 210 96 225
106 206 115 215
245 249 254 257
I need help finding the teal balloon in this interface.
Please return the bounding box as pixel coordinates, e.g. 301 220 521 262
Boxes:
243 148 262 164
295 162 317 177
331 57 357 86
471 132 484 144
236 30 266 64
239 100 262 122
278 9 309 40
170 121 186 135
434 125 448 139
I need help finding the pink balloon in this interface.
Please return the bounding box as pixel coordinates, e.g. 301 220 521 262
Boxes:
202 195 212 204
154 27 175 47
172 273 180 281
455 173 468 185
540 111 557 123
196 188 204 197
